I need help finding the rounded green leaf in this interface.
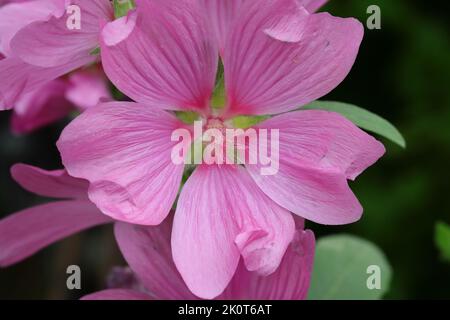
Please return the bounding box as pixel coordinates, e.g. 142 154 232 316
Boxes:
308 234 392 300
435 221 450 263
303 100 406 148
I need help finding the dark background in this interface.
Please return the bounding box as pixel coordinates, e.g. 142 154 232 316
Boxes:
0 0 449 299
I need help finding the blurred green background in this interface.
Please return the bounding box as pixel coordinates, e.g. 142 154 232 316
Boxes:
0 0 449 299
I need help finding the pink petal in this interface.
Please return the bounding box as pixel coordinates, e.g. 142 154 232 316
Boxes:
0 55 94 110
193 0 327 56
100 0 218 112
0 200 111 267
11 78 73 134
10 0 113 68
200 0 244 53
65 69 111 111
172 165 295 299
198 0 327 54
0 0 66 56
263 3 310 43
11 163 88 199
57 101 187 225
301 0 329 13
101 10 137 46
221 228 315 300
247 110 385 225
81 289 151 300
223 1 364 116
114 221 197 300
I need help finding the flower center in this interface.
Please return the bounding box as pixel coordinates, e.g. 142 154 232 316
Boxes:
204 118 229 132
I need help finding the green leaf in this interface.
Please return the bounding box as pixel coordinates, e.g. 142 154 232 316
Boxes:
211 60 226 109
232 115 270 129
175 111 200 124
308 234 392 300
113 0 135 19
303 100 406 148
435 221 450 262
89 47 100 55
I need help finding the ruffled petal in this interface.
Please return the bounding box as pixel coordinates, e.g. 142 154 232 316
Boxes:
0 55 94 110
100 0 218 112
0 200 111 267
247 110 385 225
10 0 113 67
172 164 295 299
301 0 329 13
65 69 111 110
223 0 363 116
11 79 73 133
221 227 315 300
114 221 197 300
57 101 187 225
200 0 244 53
10 163 88 199
198 0 327 54
0 0 67 56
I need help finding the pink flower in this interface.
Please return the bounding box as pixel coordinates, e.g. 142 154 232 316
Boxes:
57 0 385 298
0 0 66 57
11 68 111 134
0 164 315 300
65 68 112 111
0 0 113 110
83 218 315 300
11 78 73 134
0 164 111 267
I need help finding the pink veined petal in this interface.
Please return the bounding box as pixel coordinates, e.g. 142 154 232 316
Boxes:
81 289 151 300
198 0 327 53
10 163 88 200
221 228 315 300
10 0 113 68
11 78 73 134
246 110 385 225
57 101 187 226
65 69 111 111
223 0 364 116
301 0 329 13
101 9 137 47
0 200 112 267
114 221 197 300
0 0 67 56
0 55 95 110
172 164 295 299
263 2 310 43
100 0 218 113
200 0 245 54
198 0 324 50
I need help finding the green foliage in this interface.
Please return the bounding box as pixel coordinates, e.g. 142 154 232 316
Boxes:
308 235 392 300
231 115 270 129
113 0 135 19
175 111 200 124
304 101 406 148
89 47 100 56
211 60 226 109
435 221 450 263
